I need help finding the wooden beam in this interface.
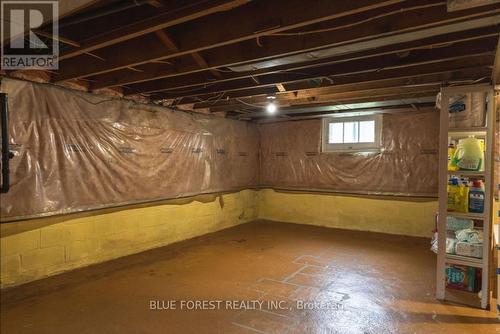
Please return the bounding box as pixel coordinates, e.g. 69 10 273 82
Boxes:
252 96 437 115
150 37 497 100
53 0 402 81
178 66 492 109
147 0 164 8
245 102 437 119
183 67 491 112
208 90 440 113
190 52 222 78
447 0 500 11
154 29 178 52
276 84 286 92
492 35 500 85
124 29 499 95
154 29 222 78
89 4 500 89
33 30 81 47
58 0 250 61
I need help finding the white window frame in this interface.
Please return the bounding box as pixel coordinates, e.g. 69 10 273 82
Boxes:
321 115 383 152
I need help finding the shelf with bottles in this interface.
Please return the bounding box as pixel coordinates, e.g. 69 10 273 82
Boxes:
447 176 486 215
437 85 493 310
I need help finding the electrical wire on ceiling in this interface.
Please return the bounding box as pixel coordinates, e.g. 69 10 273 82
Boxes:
267 3 445 37
234 98 267 108
192 91 227 105
153 81 219 94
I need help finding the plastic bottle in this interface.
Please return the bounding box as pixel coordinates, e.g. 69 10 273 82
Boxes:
468 180 485 213
451 137 484 171
459 180 469 213
447 177 460 212
448 142 458 171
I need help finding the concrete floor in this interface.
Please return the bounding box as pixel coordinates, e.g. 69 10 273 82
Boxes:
1 220 497 334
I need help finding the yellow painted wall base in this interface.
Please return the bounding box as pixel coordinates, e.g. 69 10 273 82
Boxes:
1 189 439 288
0 190 259 288
258 189 438 238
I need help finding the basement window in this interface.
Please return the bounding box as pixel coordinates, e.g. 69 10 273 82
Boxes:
321 115 382 152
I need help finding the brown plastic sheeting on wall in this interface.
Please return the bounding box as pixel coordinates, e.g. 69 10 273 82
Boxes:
258 111 439 196
0 79 259 220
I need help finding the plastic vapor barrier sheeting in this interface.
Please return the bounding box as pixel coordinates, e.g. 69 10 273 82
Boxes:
258 111 439 196
0 79 259 220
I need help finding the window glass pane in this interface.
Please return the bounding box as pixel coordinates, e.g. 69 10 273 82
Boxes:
343 122 358 143
359 120 375 142
328 122 343 143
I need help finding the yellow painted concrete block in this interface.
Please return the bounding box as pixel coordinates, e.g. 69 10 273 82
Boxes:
0 230 40 257
40 225 65 248
258 189 437 238
21 246 65 271
66 239 100 263
1 189 437 288
1 191 260 288
40 221 97 247
1 254 21 276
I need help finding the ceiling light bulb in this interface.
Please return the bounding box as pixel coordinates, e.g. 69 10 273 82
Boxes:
266 102 277 113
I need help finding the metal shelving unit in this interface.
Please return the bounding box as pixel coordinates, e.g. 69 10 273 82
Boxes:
436 85 494 309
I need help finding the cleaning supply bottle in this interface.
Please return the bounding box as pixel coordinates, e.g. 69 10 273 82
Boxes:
447 177 460 212
451 136 484 171
468 180 485 213
448 142 458 171
459 179 469 213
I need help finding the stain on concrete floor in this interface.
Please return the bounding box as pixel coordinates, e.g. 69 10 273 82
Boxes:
1 220 498 333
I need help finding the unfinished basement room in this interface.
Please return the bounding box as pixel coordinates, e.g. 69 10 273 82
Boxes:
0 0 500 333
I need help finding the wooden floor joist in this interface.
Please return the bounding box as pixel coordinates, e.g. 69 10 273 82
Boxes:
179 67 491 111
123 26 499 96
87 4 500 90
4 0 499 117
52 0 403 82
58 0 251 60
148 37 497 101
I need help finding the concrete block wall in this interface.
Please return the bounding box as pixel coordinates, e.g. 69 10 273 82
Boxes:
0 190 259 288
258 189 438 238
0 189 438 288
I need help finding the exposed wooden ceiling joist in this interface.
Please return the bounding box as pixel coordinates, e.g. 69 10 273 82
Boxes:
492 36 500 85
150 37 497 102
210 89 442 114
5 0 499 119
257 97 437 115
58 0 251 60
87 2 500 90
52 0 403 82
124 27 499 96
181 67 491 111
249 99 437 120
154 29 222 78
